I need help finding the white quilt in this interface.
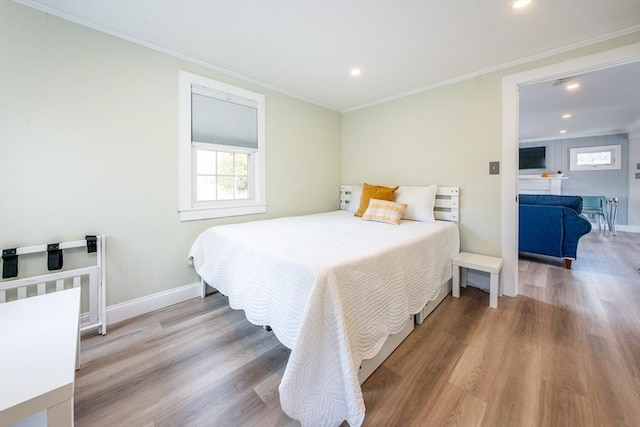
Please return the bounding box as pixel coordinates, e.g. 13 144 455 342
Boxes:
188 211 459 426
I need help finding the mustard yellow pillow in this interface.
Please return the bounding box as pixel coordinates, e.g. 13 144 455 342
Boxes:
362 199 408 225
355 183 399 217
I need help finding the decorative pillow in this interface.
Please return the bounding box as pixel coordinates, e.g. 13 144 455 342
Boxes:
355 183 399 217
347 185 363 214
395 185 437 223
362 199 408 225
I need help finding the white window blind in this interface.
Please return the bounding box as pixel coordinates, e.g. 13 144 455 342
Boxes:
191 92 258 149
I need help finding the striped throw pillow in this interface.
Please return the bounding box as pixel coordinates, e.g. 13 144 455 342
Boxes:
362 199 408 225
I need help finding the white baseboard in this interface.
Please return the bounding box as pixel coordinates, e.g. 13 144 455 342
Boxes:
614 225 640 233
105 281 202 326
465 270 490 291
588 224 640 233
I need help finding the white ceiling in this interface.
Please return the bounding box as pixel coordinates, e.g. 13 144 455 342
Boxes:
519 61 640 141
16 0 640 138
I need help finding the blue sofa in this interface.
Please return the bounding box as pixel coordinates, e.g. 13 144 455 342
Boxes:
519 194 592 269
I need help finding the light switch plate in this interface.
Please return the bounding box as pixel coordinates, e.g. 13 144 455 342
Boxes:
489 161 500 175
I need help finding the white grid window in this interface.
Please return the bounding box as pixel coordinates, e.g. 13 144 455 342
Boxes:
193 147 250 203
179 71 266 221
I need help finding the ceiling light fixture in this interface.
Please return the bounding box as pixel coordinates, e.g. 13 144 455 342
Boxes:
566 83 580 91
350 68 361 77
560 130 567 134
512 0 532 9
562 113 572 119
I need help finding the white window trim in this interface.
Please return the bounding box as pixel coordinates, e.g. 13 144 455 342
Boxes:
179 71 266 221
569 144 621 171
190 144 254 208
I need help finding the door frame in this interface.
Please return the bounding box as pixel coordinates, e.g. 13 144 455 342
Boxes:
501 43 640 297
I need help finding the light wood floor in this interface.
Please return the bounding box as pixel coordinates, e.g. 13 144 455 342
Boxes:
75 230 640 426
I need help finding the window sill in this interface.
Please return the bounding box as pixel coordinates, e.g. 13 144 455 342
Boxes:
179 204 267 222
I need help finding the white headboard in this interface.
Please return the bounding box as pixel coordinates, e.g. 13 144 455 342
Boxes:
340 185 459 223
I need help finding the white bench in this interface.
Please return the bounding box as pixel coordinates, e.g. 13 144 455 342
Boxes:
452 252 503 309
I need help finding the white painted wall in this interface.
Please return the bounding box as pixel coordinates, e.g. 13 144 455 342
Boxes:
627 119 640 229
342 76 503 256
0 1 342 306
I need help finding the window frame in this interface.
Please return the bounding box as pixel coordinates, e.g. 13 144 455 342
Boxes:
569 144 621 171
179 71 266 221
191 143 253 206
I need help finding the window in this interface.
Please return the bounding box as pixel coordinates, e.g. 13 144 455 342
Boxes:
569 145 621 171
179 71 266 221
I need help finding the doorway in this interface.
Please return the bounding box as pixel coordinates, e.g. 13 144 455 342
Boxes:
500 43 640 297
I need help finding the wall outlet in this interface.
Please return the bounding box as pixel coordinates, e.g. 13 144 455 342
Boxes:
489 161 500 175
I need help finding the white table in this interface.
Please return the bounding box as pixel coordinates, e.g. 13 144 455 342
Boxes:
452 252 503 309
0 288 81 427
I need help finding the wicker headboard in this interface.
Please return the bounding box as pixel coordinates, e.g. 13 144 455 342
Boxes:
340 185 459 223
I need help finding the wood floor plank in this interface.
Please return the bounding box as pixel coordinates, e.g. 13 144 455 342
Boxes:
253 368 286 410
243 406 301 427
538 379 595 427
354 365 402 425
518 256 548 288
447 298 517 402
541 339 588 398
508 288 553 346
580 330 640 427
73 230 640 426
410 381 487 427
480 334 543 427
362 329 466 426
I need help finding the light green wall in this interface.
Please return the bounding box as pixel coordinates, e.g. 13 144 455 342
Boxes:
342 76 503 254
342 32 640 257
1 0 637 305
0 1 342 305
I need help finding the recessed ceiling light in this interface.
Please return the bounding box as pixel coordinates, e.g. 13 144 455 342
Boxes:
560 130 567 134
566 83 580 91
512 0 532 9
350 68 361 77
562 113 572 119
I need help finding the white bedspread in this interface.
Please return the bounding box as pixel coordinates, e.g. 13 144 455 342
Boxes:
188 211 459 426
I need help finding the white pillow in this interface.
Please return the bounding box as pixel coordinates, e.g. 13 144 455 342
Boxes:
346 185 363 214
394 185 437 223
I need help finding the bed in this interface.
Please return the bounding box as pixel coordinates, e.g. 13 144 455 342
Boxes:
188 185 460 426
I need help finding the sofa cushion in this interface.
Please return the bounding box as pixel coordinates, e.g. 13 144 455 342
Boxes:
519 205 564 258
519 194 583 213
